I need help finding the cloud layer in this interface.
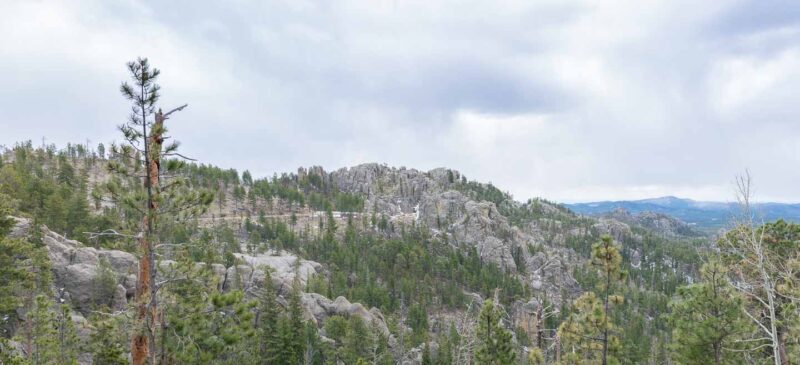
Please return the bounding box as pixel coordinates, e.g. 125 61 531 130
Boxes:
1 0 798 202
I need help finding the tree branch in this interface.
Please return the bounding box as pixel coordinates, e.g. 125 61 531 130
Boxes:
162 104 188 118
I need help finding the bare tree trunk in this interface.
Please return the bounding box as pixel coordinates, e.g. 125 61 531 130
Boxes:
724 172 782 365
601 241 612 365
534 300 543 350
762 263 781 365
132 109 164 365
778 329 789 365
555 334 561 364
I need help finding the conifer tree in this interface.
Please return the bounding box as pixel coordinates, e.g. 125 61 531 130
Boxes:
421 342 432 365
303 321 327 365
475 299 516 365
23 295 79 365
342 316 372 364
276 316 296 364
558 236 624 365
27 295 59 364
591 235 625 365
667 261 749 364
161 254 255 364
55 304 80 365
91 256 119 310
0 195 34 336
89 315 128 365
104 57 212 364
527 347 544 365
322 315 348 363
288 277 307 362
257 269 281 364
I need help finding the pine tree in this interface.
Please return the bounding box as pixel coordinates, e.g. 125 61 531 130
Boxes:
421 342 433 365
89 315 128 365
91 256 119 310
558 293 615 364
474 299 516 365
105 57 212 365
161 254 255 364
527 348 544 365
435 324 457 365
558 236 625 365
322 315 348 362
408 303 428 346
324 206 336 244
303 322 327 365
592 236 624 365
257 269 281 363
0 194 34 336
342 316 371 364
26 295 58 364
288 277 307 363
55 304 80 365
667 261 749 364
276 316 296 364
23 295 79 365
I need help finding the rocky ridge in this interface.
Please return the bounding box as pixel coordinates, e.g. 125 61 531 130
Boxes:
314 164 583 300
601 208 700 237
8 218 397 363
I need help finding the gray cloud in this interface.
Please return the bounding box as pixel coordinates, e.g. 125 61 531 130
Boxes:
1 0 798 203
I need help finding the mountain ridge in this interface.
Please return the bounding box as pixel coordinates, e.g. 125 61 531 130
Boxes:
565 196 800 231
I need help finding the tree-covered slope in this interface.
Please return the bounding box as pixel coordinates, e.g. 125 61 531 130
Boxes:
0 140 711 364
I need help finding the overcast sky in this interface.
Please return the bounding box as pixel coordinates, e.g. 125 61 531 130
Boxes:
1 1 799 203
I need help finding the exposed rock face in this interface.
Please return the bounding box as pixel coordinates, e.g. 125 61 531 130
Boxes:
233 251 321 288
316 164 582 302
419 191 523 269
218 251 323 300
303 293 392 339
327 165 519 268
13 219 395 356
399 341 439 365
224 251 397 347
39 222 137 314
329 163 459 216
602 208 699 237
419 192 582 303
418 190 469 229
593 218 635 243
510 298 542 344
449 200 518 271
8 216 31 238
524 249 580 303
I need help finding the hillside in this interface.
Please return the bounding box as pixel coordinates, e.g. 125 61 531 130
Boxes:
0 142 714 364
566 196 800 232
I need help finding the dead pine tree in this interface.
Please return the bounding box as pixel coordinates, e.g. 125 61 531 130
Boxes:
100 57 211 365
718 171 799 365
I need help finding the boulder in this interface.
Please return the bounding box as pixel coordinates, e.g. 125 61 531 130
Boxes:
33 225 137 314
300 293 392 339
233 251 321 288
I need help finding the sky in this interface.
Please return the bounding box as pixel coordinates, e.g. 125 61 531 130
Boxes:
1 0 799 203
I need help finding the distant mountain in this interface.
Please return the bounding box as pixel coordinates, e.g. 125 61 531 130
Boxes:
565 196 800 232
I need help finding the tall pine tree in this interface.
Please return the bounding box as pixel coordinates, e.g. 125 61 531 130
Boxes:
475 298 516 365
256 269 281 364
105 57 212 364
668 261 750 364
558 236 625 365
